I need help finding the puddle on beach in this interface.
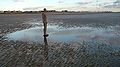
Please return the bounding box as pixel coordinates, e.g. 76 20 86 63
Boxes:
3 22 120 45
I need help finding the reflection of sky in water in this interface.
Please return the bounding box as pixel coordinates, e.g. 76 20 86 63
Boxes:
4 22 120 45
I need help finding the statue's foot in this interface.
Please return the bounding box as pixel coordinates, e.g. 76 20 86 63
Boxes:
43 34 49 37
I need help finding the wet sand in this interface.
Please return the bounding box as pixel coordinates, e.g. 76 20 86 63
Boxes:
0 13 120 67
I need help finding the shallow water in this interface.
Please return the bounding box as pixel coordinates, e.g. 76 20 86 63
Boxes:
2 13 120 47
4 22 120 45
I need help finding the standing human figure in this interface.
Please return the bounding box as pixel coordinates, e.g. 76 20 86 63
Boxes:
42 8 49 37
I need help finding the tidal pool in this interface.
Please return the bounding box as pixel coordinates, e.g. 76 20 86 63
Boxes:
4 22 120 46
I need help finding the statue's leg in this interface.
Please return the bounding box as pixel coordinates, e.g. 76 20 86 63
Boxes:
44 23 46 35
43 23 49 36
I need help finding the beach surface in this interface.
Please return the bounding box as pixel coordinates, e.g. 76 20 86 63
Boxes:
0 13 120 67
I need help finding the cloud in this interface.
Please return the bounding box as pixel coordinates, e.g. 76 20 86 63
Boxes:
23 6 55 10
114 0 120 4
58 0 64 3
104 4 120 8
13 0 24 2
105 6 120 9
104 0 120 8
76 1 92 5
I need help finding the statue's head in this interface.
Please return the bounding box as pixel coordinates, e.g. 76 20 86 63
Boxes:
44 8 47 12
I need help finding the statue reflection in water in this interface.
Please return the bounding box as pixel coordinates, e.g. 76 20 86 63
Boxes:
43 36 48 61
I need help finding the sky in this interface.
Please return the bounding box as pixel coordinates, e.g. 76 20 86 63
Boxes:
0 0 120 12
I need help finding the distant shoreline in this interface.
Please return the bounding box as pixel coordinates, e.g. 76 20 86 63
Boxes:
0 12 120 16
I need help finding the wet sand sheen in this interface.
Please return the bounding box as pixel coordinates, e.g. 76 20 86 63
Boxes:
4 23 120 45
